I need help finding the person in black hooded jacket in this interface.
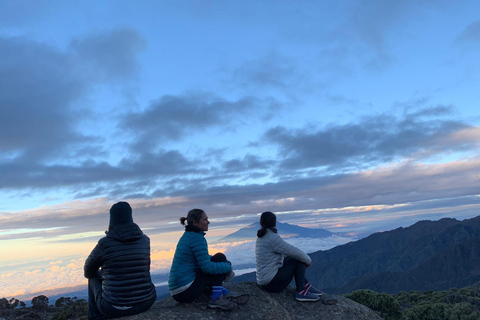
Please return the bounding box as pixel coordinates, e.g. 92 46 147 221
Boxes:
84 202 156 320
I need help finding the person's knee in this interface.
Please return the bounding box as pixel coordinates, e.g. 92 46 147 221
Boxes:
210 252 227 262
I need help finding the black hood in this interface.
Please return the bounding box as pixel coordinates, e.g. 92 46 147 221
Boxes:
107 223 144 242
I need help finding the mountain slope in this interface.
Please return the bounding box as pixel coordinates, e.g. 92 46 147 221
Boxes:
334 236 480 294
306 215 480 293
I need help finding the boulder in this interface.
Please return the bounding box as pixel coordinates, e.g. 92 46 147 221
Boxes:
113 282 383 320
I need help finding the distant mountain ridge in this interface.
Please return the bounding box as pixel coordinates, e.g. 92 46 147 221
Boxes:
310 215 480 293
235 215 480 294
215 221 334 243
328 234 480 294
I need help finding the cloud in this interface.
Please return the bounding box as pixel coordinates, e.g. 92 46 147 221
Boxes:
0 256 87 298
455 20 480 46
0 36 88 160
150 248 176 272
303 159 480 214
161 157 480 220
264 107 476 171
222 154 274 173
0 197 193 239
339 1 405 71
0 27 148 193
230 53 309 91
222 2 426 88
2 113 478 239
312 1 455 76
70 27 147 81
0 0 52 27
122 92 281 151
0 147 197 197
118 150 196 178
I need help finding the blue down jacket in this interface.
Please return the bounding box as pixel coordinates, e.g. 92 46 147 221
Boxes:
84 223 156 306
168 227 232 292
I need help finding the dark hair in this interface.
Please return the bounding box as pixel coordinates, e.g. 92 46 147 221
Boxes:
257 211 276 238
180 208 205 226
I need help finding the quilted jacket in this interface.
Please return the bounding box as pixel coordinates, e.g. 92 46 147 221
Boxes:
255 228 312 285
168 227 232 292
84 223 156 306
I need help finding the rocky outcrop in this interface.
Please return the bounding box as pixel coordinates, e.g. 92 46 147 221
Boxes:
112 282 383 320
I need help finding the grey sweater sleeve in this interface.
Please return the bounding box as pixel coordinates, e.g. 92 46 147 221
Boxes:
271 233 312 265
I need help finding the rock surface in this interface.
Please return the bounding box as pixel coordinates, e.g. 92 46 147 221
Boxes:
112 282 382 320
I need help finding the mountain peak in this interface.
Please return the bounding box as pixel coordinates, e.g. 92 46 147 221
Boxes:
274 221 334 238
215 221 333 243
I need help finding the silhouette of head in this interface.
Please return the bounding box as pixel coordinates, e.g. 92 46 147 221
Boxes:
257 211 277 237
180 208 205 226
109 201 133 226
260 211 276 228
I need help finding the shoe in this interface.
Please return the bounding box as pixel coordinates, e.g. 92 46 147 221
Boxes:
308 286 323 296
225 292 250 305
208 294 237 310
295 292 320 302
224 271 235 283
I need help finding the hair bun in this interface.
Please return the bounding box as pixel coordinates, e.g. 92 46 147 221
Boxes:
180 217 187 225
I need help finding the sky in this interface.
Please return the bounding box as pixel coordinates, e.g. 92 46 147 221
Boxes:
1 0 480 299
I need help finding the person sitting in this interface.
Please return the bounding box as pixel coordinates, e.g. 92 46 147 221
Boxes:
168 208 237 310
84 201 156 320
255 211 322 302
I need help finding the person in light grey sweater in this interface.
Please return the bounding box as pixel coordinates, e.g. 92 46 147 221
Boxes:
255 211 323 302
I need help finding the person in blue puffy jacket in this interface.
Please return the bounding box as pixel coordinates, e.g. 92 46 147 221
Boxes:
168 208 237 310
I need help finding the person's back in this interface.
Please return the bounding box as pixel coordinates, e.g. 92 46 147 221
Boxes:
254 211 321 302
86 223 155 306
84 202 156 320
255 228 286 285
